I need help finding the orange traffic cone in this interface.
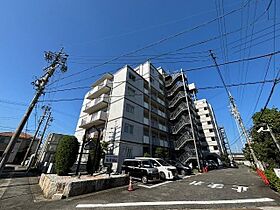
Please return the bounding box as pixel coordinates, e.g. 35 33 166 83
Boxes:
128 176 134 191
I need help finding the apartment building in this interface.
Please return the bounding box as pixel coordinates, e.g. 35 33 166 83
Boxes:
194 99 224 163
75 61 222 171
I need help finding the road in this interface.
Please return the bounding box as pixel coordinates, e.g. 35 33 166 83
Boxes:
0 165 279 209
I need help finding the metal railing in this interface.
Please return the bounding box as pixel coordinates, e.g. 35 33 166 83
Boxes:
165 73 182 87
168 91 185 108
174 131 193 150
170 103 188 120
167 82 184 97
171 116 190 134
178 148 197 163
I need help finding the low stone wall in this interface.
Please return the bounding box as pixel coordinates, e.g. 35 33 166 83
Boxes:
39 173 129 199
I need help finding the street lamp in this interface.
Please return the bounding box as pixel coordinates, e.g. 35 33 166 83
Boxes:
257 123 280 153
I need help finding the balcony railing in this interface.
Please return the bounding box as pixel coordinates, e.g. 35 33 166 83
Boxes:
174 131 193 150
84 94 109 113
86 79 112 99
143 136 150 144
80 111 107 128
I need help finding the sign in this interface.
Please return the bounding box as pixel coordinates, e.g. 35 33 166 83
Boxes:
274 168 280 178
104 155 118 163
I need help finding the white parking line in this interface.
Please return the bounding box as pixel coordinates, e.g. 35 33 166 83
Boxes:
138 181 172 189
76 198 275 208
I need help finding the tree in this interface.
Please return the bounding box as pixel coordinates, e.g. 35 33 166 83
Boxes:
249 108 280 168
154 147 169 159
55 135 79 176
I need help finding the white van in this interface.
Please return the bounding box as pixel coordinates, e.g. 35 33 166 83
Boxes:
135 157 177 180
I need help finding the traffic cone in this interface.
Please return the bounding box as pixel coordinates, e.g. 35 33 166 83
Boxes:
128 176 134 191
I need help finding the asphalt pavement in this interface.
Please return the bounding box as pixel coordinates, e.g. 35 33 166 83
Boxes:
0 165 279 210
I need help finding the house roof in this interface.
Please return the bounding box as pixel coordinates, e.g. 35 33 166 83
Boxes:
0 132 33 140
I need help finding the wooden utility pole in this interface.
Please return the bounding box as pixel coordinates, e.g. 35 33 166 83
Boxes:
0 49 68 174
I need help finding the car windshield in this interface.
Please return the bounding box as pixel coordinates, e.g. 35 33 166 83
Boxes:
141 160 153 168
157 159 171 166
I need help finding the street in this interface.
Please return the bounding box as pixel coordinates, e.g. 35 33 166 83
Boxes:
0 166 279 209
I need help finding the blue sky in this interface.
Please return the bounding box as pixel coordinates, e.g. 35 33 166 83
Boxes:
0 0 279 152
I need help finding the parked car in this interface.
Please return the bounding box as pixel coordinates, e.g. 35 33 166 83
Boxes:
206 160 218 170
121 159 160 184
135 157 178 180
167 160 192 176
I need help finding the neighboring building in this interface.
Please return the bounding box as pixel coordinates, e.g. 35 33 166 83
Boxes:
37 133 65 173
75 61 224 171
194 99 224 163
0 132 38 164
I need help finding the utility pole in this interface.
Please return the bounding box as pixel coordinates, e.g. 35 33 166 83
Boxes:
209 50 264 170
22 106 50 165
0 49 68 174
258 124 280 153
33 110 53 168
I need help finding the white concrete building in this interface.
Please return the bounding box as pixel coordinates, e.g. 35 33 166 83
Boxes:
194 99 224 162
75 61 224 171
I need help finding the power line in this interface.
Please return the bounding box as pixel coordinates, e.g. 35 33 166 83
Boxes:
50 0 252 86
40 79 277 102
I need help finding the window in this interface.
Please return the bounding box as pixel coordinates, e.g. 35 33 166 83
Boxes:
128 72 136 81
213 146 218 150
124 123 134 134
126 103 134 114
209 129 214 132
206 114 209 117
204 107 207 110
207 121 211 125
211 137 216 141
127 86 136 97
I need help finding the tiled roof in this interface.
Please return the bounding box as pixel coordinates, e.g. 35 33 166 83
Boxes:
0 132 33 139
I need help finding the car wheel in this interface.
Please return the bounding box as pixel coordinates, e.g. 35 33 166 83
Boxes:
141 176 148 184
181 169 186 176
160 172 166 180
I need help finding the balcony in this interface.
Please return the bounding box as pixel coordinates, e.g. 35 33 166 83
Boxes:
158 124 167 132
144 88 149 95
157 98 165 106
84 94 109 114
86 79 112 99
158 110 166 118
143 136 150 144
144 118 149 125
144 102 149 109
79 111 107 129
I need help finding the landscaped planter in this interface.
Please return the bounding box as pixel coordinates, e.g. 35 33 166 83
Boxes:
39 173 129 199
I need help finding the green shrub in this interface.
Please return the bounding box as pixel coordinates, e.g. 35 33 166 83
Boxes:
55 135 79 176
265 169 280 192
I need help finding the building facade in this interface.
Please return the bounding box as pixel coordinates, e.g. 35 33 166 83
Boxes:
75 61 224 171
194 99 224 163
0 132 38 164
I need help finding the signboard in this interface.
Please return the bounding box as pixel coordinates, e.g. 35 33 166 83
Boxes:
273 168 280 178
104 155 118 163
